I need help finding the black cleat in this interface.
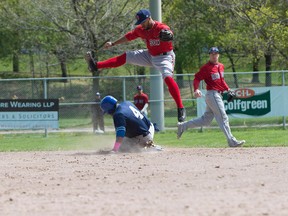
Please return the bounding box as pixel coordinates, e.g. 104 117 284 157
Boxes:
177 108 186 122
85 51 98 72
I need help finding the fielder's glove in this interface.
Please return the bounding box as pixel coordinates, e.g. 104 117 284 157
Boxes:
159 29 174 41
227 90 236 102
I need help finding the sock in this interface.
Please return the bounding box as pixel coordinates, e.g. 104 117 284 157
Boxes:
97 53 126 69
164 76 184 108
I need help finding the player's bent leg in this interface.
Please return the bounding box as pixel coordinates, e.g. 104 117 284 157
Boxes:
177 105 214 139
163 76 186 122
185 106 214 128
152 52 186 122
163 76 184 108
126 49 153 67
97 53 127 69
207 91 245 147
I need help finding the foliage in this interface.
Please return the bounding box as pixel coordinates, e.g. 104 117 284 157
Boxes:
0 0 287 76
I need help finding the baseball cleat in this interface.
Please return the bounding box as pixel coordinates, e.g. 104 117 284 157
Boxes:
177 122 185 139
228 139 245 147
144 141 163 151
151 145 163 151
85 51 98 72
177 108 186 122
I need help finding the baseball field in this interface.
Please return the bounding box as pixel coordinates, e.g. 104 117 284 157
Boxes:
0 129 288 216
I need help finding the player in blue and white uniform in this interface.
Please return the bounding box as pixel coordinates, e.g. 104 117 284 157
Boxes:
100 95 161 152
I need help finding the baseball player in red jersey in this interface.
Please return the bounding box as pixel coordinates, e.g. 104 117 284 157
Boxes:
134 85 149 116
85 9 186 122
177 47 245 147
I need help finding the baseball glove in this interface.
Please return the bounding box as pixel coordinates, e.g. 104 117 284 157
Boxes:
227 90 236 102
159 29 174 41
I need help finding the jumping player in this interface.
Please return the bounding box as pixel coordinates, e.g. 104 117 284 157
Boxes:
100 95 161 152
177 47 245 147
85 9 186 122
134 85 149 116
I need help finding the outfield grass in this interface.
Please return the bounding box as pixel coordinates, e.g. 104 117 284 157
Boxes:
0 127 287 152
155 127 288 148
0 132 115 152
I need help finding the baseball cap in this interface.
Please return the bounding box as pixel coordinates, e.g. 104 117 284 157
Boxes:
209 47 219 54
96 92 100 96
135 9 151 25
136 85 142 90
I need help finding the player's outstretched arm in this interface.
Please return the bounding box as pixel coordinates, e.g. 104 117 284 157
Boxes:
112 137 124 152
104 36 129 49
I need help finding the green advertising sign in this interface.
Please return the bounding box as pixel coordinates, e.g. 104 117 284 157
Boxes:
223 91 271 116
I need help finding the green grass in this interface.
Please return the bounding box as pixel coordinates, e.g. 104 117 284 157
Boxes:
0 132 115 152
0 127 287 152
155 127 288 148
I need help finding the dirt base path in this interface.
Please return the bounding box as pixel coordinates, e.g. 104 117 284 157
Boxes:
1 148 288 216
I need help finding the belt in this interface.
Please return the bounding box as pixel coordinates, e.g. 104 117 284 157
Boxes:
158 50 173 56
208 90 223 94
159 52 168 55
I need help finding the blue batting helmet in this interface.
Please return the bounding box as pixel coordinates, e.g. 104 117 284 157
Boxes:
100 95 118 114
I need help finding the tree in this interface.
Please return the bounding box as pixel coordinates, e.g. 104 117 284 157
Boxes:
32 0 147 91
228 0 288 85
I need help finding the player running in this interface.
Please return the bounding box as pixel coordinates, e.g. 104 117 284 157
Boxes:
177 47 245 147
100 95 162 152
85 9 186 122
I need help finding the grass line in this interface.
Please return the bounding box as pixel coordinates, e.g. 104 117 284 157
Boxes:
0 127 287 152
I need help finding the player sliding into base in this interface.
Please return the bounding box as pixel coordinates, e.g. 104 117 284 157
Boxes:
85 9 186 123
177 47 245 147
100 95 162 153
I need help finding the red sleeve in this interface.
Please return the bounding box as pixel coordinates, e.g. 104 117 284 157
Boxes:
193 79 201 91
222 81 230 91
125 27 140 41
193 65 206 91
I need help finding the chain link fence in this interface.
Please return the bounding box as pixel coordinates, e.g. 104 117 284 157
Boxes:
0 70 287 131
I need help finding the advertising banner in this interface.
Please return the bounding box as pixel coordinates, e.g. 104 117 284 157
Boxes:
197 87 288 118
0 99 59 129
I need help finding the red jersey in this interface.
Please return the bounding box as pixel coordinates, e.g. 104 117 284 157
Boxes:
125 21 173 56
133 93 149 110
193 62 229 92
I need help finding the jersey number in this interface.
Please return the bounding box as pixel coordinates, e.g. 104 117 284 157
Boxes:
129 106 144 119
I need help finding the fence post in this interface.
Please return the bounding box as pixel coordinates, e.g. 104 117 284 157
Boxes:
43 78 48 137
122 77 126 101
282 70 286 129
149 0 165 131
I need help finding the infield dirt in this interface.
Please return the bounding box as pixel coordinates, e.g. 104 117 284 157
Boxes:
1 147 288 216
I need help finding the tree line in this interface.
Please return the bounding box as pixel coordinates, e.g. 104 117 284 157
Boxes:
0 0 287 86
